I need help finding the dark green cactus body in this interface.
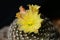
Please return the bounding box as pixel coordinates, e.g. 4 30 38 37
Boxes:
8 19 60 40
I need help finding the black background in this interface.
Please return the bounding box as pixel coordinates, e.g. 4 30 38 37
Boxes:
0 0 60 29
0 0 15 28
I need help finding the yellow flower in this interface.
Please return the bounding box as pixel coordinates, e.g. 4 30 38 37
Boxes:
16 5 43 33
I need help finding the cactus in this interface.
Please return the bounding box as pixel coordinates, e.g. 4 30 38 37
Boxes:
8 18 60 40
8 5 60 40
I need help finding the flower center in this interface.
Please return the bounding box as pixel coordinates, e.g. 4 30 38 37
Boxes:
28 24 33 26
